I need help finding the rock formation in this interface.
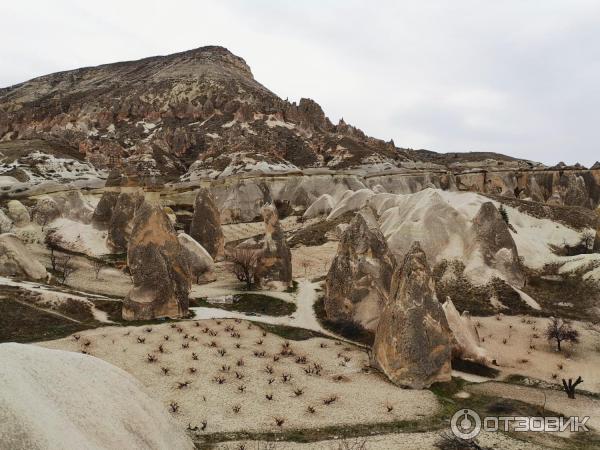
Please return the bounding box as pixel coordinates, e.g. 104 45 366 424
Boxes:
325 208 395 331
0 209 13 233
178 232 215 283
471 202 524 287
7 200 30 227
303 194 335 219
0 343 194 450
31 196 61 226
371 242 452 389
442 298 489 364
0 233 47 280
256 204 292 288
122 203 191 320
94 191 145 253
189 187 224 259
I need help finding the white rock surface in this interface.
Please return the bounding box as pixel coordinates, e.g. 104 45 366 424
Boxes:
0 343 194 450
45 218 111 257
443 298 489 364
178 232 214 278
0 233 47 280
0 209 13 233
302 194 335 219
7 200 30 227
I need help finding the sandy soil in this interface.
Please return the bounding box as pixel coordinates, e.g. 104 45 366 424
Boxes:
222 216 318 243
39 320 439 434
213 431 545 450
475 315 600 393
291 242 339 280
467 381 600 431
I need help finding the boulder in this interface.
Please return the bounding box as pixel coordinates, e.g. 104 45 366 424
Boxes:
325 208 395 331
53 190 95 223
0 343 194 450
122 202 191 320
178 232 215 283
471 202 524 287
189 187 224 259
371 242 452 389
0 233 47 280
7 200 30 227
0 209 13 233
257 204 292 287
442 298 489 364
31 196 61 226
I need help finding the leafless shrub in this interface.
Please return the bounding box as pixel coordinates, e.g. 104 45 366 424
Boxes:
274 417 285 427
227 248 260 289
238 385 246 393
137 337 146 344
189 367 197 374
177 381 191 389
281 373 292 383
91 258 106 280
237 358 245 367
235 371 244 380
161 367 170 375
293 388 304 397
214 376 226 384
265 365 274 374
163 335 169 341
218 348 227 357
307 405 316 414
221 365 231 372
169 402 179 413
266 393 274 401
232 404 241 414
146 353 157 363
55 255 77 284
182 342 190 349
562 376 584 399
192 352 198 360
323 395 338 405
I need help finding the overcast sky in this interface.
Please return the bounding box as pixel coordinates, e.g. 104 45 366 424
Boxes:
2 1 599 166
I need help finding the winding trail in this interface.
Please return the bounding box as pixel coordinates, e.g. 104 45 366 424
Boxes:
190 279 340 339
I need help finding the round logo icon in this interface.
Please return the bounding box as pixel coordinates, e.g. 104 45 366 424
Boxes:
451 408 482 439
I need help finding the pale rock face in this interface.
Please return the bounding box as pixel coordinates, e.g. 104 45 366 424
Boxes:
0 209 13 233
327 189 374 221
31 196 61 226
52 190 95 224
442 298 489 364
190 187 224 259
325 208 395 331
123 203 191 320
471 202 524 287
0 343 194 450
303 194 335 219
7 200 30 227
257 204 292 287
371 242 452 389
0 233 47 280
178 232 215 283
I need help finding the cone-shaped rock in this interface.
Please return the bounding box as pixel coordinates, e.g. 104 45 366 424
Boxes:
472 202 524 287
325 207 395 331
371 242 452 389
257 204 292 287
122 202 191 320
190 188 224 259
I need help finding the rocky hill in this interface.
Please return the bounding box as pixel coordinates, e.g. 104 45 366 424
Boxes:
1 46 599 211
0 46 404 181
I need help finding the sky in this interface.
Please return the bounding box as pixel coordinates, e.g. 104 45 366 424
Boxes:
1 1 599 166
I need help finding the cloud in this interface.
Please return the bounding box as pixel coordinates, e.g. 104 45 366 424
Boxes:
1 0 599 166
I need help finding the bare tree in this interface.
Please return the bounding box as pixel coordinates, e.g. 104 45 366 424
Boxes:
227 248 260 289
545 317 579 352
562 376 584 399
56 255 77 285
91 258 106 280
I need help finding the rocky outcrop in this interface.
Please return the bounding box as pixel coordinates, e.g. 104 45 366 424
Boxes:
442 298 489 364
100 191 144 253
7 200 30 227
189 188 224 259
178 232 214 283
371 242 452 389
303 194 335 219
256 204 292 288
31 196 61 226
325 208 395 331
0 209 13 233
52 191 95 224
0 233 47 280
471 202 524 287
92 191 120 228
122 203 191 320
